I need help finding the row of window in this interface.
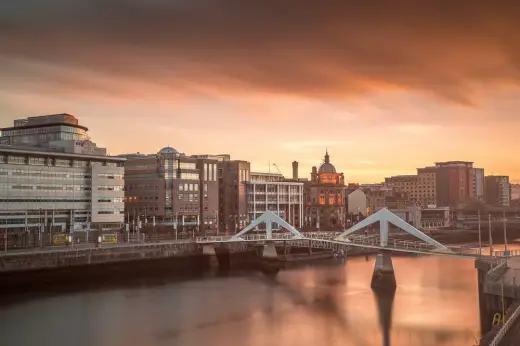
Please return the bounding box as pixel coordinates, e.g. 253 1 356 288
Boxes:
178 193 199 202
0 156 123 168
0 198 91 203
204 163 217 182
0 168 91 179
97 185 124 191
5 184 91 191
2 125 87 137
98 198 124 203
179 183 199 192
97 173 124 179
97 210 124 215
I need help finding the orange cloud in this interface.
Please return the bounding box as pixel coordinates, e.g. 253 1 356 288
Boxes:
0 1 520 105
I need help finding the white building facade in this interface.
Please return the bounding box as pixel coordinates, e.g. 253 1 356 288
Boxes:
246 172 304 228
0 114 125 234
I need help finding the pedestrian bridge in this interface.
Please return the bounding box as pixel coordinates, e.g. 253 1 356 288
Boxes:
196 208 494 258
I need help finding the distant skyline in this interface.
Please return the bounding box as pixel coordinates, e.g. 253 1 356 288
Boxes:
1 1 520 183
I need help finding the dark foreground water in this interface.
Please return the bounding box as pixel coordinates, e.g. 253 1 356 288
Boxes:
0 255 481 346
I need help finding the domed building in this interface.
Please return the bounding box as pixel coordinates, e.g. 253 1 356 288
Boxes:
304 150 346 230
121 146 219 234
158 146 178 155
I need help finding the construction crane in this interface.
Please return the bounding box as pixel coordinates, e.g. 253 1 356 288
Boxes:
272 163 282 176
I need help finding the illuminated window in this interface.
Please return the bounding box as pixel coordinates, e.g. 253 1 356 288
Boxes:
328 193 335 205
319 194 325 205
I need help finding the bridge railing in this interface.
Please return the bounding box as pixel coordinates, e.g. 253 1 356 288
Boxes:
494 249 520 257
489 302 520 346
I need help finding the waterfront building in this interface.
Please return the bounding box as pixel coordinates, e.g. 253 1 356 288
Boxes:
386 161 476 208
304 150 345 230
385 167 436 207
246 172 304 229
433 161 474 207
217 160 250 233
120 147 219 232
485 175 511 207
0 114 124 234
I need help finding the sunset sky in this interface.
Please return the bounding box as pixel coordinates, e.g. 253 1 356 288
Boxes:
1 1 520 183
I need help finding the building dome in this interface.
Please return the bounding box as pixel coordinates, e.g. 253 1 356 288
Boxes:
158 146 178 154
318 149 336 173
318 162 336 173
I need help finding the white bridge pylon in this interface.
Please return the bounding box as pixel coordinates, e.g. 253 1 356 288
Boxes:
335 208 451 252
231 211 304 241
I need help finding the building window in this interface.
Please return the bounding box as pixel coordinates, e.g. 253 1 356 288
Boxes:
28 157 46 166
55 159 71 167
181 172 199 180
8 155 25 165
179 162 196 170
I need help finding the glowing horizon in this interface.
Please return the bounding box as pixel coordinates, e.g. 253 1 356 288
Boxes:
1 1 520 183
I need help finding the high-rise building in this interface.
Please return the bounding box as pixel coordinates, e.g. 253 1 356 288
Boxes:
473 168 485 202
434 161 474 207
304 150 345 230
485 175 510 207
0 114 125 235
218 160 250 233
120 147 219 232
246 172 304 228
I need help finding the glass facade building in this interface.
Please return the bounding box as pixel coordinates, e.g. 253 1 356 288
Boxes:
0 113 89 146
0 114 125 235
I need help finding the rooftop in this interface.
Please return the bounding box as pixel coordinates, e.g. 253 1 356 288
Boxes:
0 144 125 161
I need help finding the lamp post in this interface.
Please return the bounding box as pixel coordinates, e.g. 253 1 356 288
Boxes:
503 209 508 262
478 209 482 256
489 213 493 257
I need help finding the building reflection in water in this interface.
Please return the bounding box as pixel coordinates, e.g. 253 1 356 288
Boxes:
0 256 484 346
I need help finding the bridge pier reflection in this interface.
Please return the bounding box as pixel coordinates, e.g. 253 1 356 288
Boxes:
374 285 396 346
371 252 397 290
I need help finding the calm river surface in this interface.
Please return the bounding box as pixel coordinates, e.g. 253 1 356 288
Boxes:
0 255 483 346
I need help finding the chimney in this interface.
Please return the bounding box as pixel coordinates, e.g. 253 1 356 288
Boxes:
292 161 299 180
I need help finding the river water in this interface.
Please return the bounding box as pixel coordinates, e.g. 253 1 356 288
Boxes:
0 254 486 346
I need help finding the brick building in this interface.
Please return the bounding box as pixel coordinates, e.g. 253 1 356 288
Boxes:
121 147 219 233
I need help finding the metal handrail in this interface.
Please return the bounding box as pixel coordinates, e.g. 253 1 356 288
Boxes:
490 302 520 346
487 259 507 276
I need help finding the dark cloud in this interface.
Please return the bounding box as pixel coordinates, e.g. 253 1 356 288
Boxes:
1 0 520 103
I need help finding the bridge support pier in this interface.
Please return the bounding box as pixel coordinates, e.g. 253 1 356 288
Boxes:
371 252 396 291
202 244 219 269
261 242 280 274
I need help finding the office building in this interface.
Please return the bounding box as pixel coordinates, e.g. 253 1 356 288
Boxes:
246 172 304 228
434 161 474 207
121 147 219 232
0 114 124 234
218 160 250 233
485 175 511 207
385 167 436 207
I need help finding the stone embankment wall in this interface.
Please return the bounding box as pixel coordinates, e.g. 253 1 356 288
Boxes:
0 243 199 273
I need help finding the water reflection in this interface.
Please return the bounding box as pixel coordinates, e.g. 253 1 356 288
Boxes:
0 255 481 346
